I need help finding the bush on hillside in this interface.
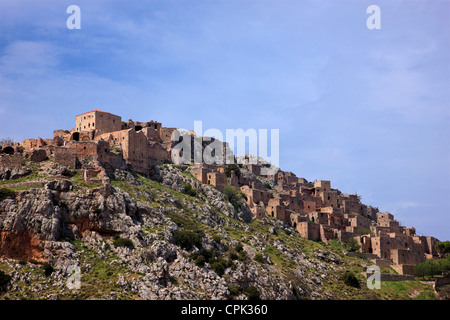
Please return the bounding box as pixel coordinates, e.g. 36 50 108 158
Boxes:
113 236 134 249
174 230 203 250
341 271 360 288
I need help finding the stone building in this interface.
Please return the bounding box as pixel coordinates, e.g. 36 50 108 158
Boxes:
5 109 439 276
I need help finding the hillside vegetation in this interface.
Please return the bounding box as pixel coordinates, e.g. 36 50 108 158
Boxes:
0 161 443 300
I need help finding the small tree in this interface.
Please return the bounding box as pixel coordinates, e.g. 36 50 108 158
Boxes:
439 256 450 276
436 241 450 258
426 258 441 277
414 261 428 280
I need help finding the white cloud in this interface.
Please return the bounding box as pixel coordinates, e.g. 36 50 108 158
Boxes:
0 41 61 77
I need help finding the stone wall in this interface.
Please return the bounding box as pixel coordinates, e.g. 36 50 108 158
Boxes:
0 154 22 168
206 172 227 191
29 149 48 162
363 272 415 281
296 221 320 241
54 146 77 168
160 127 177 143
390 248 425 265
390 264 416 276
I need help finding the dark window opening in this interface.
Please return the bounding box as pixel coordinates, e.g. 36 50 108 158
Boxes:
72 132 80 142
135 125 143 132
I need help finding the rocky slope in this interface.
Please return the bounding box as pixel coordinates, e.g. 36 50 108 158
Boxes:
0 161 439 300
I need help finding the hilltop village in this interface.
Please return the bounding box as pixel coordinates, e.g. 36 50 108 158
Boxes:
0 110 439 275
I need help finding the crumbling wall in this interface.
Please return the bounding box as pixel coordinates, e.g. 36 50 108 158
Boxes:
0 154 22 168
54 146 77 168
296 221 321 241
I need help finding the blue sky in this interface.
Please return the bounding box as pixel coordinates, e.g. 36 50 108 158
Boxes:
0 0 449 240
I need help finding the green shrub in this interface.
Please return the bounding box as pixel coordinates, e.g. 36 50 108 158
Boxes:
0 188 14 202
341 271 360 288
238 250 248 262
187 189 198 197
191 249 219 267
254 253 264 263
195 255 207 267
212 234 222 244
223 185 243 209
228 284 241 296
42 262 54 277
113 237 134 249
346 238 360 252
18 259 27 266
0 270 11 287
183 183 198 197
229 251 238 261
246 286 261 300
211 261 225 276
201 249 213 261
173 230 203 250
235 243 244 252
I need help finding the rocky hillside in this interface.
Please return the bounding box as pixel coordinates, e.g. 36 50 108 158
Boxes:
0 160 440 300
